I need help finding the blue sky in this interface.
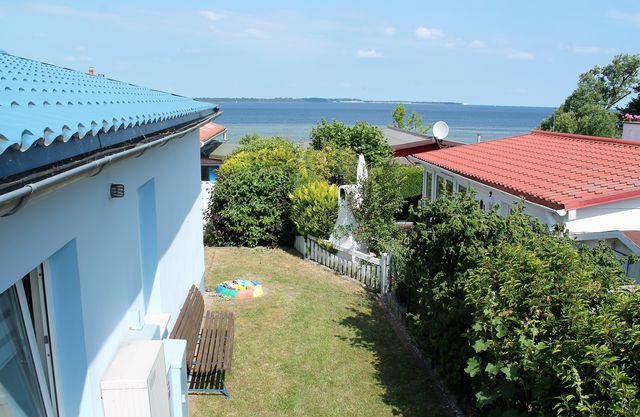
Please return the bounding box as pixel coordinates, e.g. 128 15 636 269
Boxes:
0 1 638 106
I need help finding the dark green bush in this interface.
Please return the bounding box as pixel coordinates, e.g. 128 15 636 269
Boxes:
310 119 391 166
402 192 640 416
393 165 423 220
204 136 303 247
204 168 296 247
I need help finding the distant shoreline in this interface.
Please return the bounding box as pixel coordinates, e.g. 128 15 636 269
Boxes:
195 97 464 105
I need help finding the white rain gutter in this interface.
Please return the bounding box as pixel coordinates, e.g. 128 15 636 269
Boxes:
0 115 215 217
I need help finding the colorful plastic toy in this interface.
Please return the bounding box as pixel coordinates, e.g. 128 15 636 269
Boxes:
215 279 264 299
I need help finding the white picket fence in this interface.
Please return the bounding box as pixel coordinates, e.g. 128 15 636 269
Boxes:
294 235 391 293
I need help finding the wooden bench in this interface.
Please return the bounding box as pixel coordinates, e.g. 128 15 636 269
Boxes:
169 285 234 399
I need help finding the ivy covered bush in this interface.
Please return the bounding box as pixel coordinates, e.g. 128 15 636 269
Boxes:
289 181 338 239
402 191 640 416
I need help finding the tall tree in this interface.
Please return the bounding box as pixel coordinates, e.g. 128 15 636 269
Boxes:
392 103 407 129
539 54 640 137
621 85 640 115
391 104 432 134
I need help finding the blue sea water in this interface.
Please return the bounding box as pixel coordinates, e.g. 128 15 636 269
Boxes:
215 101 555 144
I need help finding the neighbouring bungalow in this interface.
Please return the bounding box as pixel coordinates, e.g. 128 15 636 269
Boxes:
199 122 227 214
410 130 640 282
382 126 463 164
0 50 219 416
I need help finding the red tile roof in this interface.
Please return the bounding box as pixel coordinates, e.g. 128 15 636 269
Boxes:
199 122 226 146
413 130 640 210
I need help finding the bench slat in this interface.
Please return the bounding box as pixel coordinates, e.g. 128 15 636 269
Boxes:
169 285 235 392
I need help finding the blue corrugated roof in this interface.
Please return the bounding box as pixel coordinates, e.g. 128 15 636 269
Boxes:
0 50 215 156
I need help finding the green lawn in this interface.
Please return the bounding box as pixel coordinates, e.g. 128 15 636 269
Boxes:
191 247 453 417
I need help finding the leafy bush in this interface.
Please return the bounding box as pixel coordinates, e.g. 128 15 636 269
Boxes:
204 136 304 247
465 236 639 417
219 137 305 178
350 159 406 254
310 119 350 150
402 191 640 416
289 181 339 239
310 119 391 166
303 145 358 185
394 165 423 219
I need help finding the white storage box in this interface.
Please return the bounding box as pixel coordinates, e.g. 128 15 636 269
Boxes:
101 340 170 417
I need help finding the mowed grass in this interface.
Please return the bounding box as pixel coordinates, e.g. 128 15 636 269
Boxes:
191 247 453 417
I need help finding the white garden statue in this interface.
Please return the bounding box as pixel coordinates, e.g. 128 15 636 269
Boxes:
329 154 368 252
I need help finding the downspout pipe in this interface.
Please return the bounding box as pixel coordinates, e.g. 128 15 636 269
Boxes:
0 115 215 217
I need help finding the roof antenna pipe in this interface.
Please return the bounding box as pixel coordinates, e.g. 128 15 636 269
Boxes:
476 133 482 143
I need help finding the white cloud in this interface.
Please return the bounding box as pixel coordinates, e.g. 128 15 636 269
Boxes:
356 49 383 58
608 10 640 26
468 40 487 49
246 28 268 38
383 26 397 35
560 43 617 55
200 10 224 21
415 26 444 39
30 4 117 20
508 50 534 61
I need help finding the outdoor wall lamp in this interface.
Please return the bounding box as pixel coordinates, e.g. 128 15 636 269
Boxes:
110 183 125 198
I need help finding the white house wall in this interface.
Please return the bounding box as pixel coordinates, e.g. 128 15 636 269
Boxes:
0 130 204 417
563 198 640 233
421 163 640 235
422 163 561 225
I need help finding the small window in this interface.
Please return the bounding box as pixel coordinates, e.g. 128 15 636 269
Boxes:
500 203 511 216
458 184 467 195
424 171 432 199
436 175 454 199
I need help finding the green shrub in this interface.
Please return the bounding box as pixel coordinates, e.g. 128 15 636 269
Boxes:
310 119 391 166
310 119 350 150
289 181 339 239
219 138 304 178
394 165 423 220
303 145 358 185
465 237 639 417
402 192 640 416
235 134 302 155
350 159 406 254
204 136 304 247
395 165 423 200
204 168 296 247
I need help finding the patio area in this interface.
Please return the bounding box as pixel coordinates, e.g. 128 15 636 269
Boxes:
191 247 454 417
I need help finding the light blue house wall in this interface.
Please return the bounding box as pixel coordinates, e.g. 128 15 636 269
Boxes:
0 130 204 417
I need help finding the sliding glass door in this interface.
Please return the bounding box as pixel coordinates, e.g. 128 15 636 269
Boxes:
0 286 49 417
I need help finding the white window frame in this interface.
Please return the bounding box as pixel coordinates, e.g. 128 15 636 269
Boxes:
16 277 58 417
435 173 455 198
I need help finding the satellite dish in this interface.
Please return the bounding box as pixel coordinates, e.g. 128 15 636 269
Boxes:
433 121 449 140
